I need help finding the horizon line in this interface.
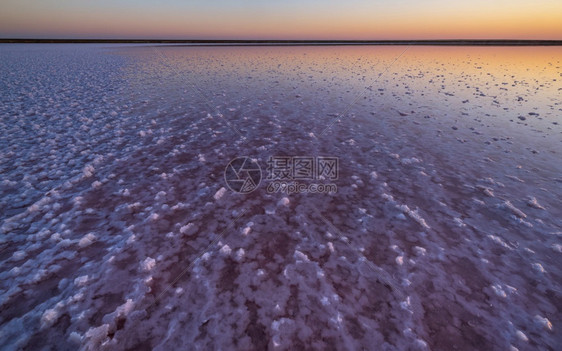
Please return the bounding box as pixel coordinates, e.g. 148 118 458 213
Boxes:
1 39 561 46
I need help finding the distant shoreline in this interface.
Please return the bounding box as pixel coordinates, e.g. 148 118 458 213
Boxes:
1 39 561 46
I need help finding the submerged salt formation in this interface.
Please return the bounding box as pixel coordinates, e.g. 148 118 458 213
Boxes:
0 44 560 350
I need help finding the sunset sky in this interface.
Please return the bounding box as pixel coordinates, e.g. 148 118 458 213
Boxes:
1 0 561 40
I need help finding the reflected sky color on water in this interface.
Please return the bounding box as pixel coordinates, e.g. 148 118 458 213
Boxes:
0 44 560 350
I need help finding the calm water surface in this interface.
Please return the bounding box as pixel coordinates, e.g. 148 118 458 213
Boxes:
0 44 560 350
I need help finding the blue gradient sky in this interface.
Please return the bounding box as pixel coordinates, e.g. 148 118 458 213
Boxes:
1 0 561 39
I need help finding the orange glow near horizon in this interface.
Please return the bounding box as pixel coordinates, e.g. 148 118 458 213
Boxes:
1 1 561 40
